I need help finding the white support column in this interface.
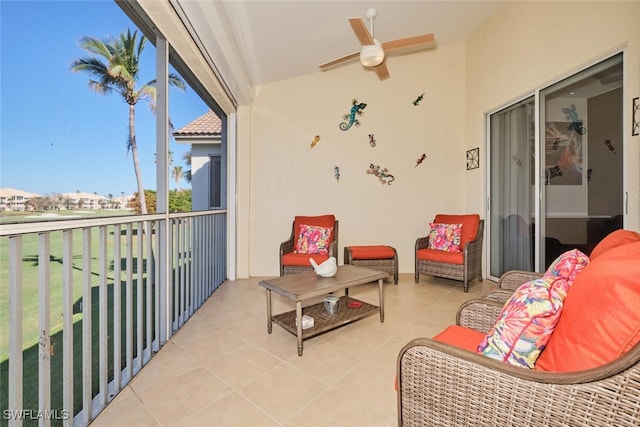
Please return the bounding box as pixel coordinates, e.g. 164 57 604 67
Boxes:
156 36 171 343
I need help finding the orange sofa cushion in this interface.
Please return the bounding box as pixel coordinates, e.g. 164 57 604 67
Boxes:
416 248 464 265
292 215 336 251
535 241 640 372
348 245 395 259
282 252 330 266
589 229 640 260
433 325 486 353
433 214 480 248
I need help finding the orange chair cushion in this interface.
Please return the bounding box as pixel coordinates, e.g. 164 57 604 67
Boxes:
416 248 464 265
348 245 395 259
589 229 640 260
434 214 480 248
282 252 330 266
535 241 640 372
433 325 486 353
293 215 336 250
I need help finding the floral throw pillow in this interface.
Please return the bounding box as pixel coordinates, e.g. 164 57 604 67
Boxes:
427 223 462 252
477 276 574 368
294 224 333 254
543 248 590 281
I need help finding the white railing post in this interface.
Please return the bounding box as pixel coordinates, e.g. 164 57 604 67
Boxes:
8 235 23 427
38 232 51 427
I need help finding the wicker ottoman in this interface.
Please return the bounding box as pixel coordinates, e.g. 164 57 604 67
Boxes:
344 245 398 284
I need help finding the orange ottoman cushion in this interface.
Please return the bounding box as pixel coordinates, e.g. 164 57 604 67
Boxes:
349 245 395 259
433 325 486 353
535 241 640 372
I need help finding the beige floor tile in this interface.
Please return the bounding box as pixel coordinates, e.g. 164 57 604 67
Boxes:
332 341 402 419
204 343 283 389
176 392 279 427
239 363 328 424
173 328 247 362
283 388 390 427
93 274 497 426
288 340 362 385
92 392 159 427
129 341 198 394
139 366 233 425
252 325 319 361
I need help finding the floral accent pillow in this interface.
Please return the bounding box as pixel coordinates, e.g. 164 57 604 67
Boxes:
543 248 590 281
477 276 574 368
294 224 333 254
427 223 462 252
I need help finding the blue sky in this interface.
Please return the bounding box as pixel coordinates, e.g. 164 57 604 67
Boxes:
0 0 211 197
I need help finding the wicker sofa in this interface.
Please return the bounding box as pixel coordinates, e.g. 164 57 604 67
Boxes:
415 214 483 292
398 229 640 426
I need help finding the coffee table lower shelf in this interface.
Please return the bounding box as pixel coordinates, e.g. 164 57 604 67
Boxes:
271 296 379 340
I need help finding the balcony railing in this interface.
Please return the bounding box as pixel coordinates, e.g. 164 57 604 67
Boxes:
1 210 227 426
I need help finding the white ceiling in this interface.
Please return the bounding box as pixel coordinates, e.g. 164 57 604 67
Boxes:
179 1 505 86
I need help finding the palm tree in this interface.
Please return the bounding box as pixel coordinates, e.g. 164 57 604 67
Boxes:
182 150 192 183
172 166 183 190
71 29 185 214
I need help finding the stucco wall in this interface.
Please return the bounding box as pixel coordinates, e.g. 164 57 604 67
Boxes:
237 1 640 278
249 42 467 276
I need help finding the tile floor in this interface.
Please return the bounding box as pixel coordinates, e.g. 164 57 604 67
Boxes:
91 273 493 426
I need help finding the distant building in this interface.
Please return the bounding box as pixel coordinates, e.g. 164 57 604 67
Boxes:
60 191 108 210
0 188 133 212
0 188 40 211
173 110 224 210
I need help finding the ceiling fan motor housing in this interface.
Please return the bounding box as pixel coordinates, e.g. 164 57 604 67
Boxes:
360 39 384 67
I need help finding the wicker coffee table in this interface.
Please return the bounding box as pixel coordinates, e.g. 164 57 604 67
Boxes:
259 265 388 356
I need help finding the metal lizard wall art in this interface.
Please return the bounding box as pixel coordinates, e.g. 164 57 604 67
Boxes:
415 154 426 167
334 166 340 182
309 135 320 149
412 93 425 106
339 99 367 131
368 134 376 147
366 163 395 185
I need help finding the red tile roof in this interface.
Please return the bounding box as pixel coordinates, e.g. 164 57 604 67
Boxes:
173 111 221 136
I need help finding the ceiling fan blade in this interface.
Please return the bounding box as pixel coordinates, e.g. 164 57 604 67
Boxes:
349 17 375 46
374 62 390 80
319 51 360 71
382 33 436 53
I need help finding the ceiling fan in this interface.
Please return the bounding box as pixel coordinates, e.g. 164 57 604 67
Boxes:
319 8 436 80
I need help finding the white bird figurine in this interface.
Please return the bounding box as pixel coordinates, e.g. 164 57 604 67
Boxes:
309 257 338 277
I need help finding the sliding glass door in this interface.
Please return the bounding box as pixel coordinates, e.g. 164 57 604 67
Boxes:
488 53 623 279
489 97 536 277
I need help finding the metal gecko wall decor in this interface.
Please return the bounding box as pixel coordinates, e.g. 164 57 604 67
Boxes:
309 135 320 149
415 154 426 167
412 93 425 106
339 98 367 131
368 134 376 147
366 163 395 185
334 166 340 182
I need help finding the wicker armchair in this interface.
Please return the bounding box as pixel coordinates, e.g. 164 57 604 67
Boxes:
397 271 640 427
279 215 339 276
415 215 484 292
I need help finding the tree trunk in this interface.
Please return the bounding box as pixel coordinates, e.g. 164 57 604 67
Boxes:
129 103 147 214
